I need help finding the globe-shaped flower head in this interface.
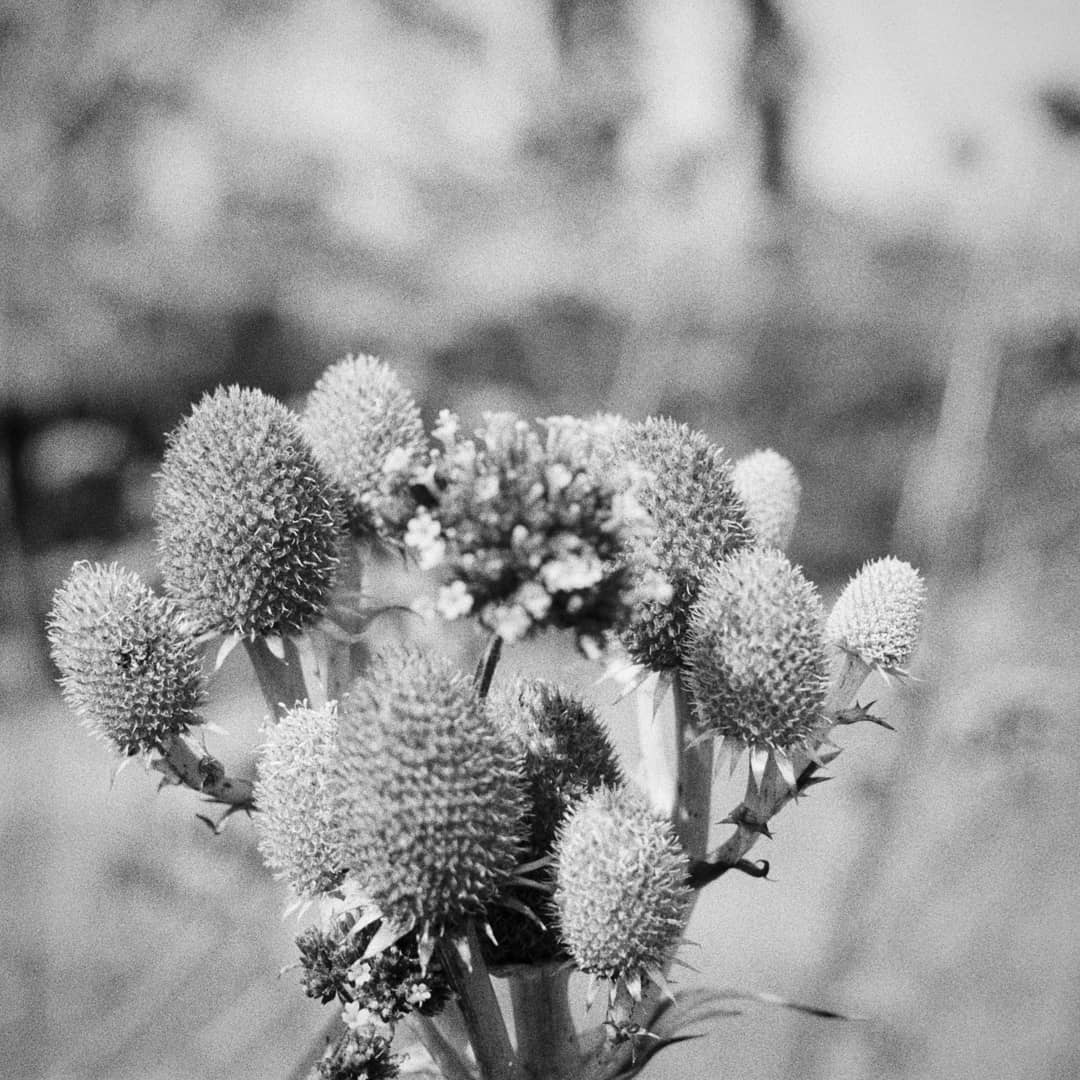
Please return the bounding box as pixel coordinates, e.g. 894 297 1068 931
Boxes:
686 548 828 761
155 386 341 637
255 701 345 898
48 562 204 755
333 648 527 937
301 355 428 540
616 418 752 670
554 785 691 997
732 447 801 551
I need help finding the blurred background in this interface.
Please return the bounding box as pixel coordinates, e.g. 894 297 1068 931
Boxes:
2 1 1080 1077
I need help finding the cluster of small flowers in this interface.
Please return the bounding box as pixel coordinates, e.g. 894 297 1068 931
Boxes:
405 410 670 651
317 1025 400 1080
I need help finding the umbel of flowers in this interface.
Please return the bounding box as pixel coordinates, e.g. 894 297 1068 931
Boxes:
47 354 926 1080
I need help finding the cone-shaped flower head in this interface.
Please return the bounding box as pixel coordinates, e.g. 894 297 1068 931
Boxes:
554 785 691 985
48 562 203 755
408 411 665 650
484 678 623 965
155 385 341 637
826 556 926 671
255 701 344 898
333 648 527 934
301 355 428 539
615 417 751 671
686 548 828 752
732 447 801 551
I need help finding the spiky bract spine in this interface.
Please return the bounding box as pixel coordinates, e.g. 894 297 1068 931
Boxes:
826 556 926 670
301 355 428 539
155 385 341 637
254 702 345 897
554 785 690 984
484 678 623 965
686 548 828 752
48 562 203 755
732 447 801 551
333 648 527 934
616 417 751 670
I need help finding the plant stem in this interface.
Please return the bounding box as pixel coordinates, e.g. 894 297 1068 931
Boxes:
438 923 521 1080
635 674 676 818
508 964 579 1080
244 635 313 719
153 734 254 807
403 1011 476 1080
672 672 713 860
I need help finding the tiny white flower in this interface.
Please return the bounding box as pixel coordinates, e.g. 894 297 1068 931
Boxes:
432 409 459 444
406 982 432 1006
491 604 532 642
541 551 604 592
436 580 474 620
341 1001 375 1032
404 511 446 570
546 462 574 493
382 445 412 476
516 581 552 619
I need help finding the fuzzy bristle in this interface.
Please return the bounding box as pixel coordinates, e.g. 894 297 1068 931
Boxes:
686 548 828 752
333 648 527 933
155 385 341 637
826 556 926 670
732 448 801 551
554 786 690 984
48 562 203 755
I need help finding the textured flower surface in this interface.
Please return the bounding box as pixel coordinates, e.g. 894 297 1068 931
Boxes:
155 385 341 637
333 648 527 934
408 411 666 650
554 785 690 986
255 702 344 898
616 417 751 670
48 562 203 754
301 355 428 539
732 447 801 551
826 556 926 670
686 548 828 753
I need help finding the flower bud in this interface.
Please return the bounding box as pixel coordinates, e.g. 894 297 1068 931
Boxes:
554 786 690 985
255 701 344 898
48 562 203 755
826 556 926 670
301 355 428 539
686 548 827 752
333 648 526 933
155 385 341 637
732 447 801 551
616 417 751 671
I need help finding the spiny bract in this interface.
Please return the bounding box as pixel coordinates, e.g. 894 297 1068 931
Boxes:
48 561 203 755
616 417 751 671
686 548 827 751
255 701 345 898
554 785 690 984
155 385 341 637
732 447 801 551
826 556 926 670
333 648 527 933
301 355 428 539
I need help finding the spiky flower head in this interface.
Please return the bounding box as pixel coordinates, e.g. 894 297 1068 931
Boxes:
254 701 344 898
615 417 751 671
554 785 691 989
155 385 341 637
686 548 828 755
484 678 623 965
408 411 666 651
732 447 801 551
333 648 527 935
301 355 428 540
826 556 926 671
48 562 203 755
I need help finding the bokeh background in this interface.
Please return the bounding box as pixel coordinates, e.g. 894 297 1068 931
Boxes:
3 2 1080 1078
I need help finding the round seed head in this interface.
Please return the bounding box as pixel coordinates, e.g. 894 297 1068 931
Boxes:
255 701 345 898
155 385 341 637
616 417 751 670
554 786 691 983
732 448 801 551
333 648 527 933
48 562 203 754
686 548 828 751
301 355 428 539
826 556 926 670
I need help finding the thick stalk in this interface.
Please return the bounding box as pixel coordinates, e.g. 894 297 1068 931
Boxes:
152 734 254 807
635 674 676 818
508 964 579 1080
672 673 713 860
404 1012 476 1080
438 924 521 1080
244 635 313 718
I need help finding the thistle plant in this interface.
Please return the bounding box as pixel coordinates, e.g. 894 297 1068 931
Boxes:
47 356 926 1080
